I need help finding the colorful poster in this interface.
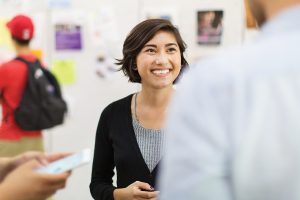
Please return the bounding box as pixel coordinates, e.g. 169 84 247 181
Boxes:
51 59 76 85
55 24 82 50
197 10 224 45
0 18 13 51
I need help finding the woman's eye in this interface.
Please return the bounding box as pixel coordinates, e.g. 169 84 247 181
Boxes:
167 48 178 53
145 48 156 53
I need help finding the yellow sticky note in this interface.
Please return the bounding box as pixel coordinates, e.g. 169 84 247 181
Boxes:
31 49 43 61
51 59 76 85
0 18 14 50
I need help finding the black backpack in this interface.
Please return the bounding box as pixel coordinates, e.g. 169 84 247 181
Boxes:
14 57 67 130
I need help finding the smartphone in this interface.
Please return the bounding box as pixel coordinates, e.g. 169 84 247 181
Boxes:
35 148 91 174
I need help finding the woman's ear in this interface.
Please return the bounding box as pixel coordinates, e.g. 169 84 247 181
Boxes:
133 63 138 70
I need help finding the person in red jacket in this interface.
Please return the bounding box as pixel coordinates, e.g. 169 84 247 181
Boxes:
0 14 43 156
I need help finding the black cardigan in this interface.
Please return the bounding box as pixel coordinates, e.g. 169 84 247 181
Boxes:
90 94 160 200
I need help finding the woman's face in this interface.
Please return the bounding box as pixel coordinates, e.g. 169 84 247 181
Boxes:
136 30 181 89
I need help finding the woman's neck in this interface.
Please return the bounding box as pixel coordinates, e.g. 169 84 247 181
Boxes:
138 86 174 109
133 86 174 129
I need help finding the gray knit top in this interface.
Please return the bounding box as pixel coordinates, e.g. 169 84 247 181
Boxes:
132 94 166 172
132 118 165 172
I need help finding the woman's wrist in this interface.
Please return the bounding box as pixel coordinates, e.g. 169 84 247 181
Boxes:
113 188 125 200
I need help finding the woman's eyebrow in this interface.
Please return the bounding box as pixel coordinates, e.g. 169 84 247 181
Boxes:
165 43 178 47
143 44 157 48
144 43 178 48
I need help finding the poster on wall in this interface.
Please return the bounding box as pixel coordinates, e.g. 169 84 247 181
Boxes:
30 49 43 61
51 59 76 85
51 11 85 51
141 7 178 25
197 10 224 45
88 7 119 47
94 52 116 79
0 18 13 51
0 18 14 64
0 0 22 7
55 23 82 50
48 0 71 8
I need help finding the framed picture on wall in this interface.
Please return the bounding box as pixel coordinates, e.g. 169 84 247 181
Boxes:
197 10 223 45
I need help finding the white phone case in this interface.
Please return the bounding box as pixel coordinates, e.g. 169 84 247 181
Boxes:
36 148 91 174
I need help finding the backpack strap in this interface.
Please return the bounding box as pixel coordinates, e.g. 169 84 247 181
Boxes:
15 56 41 67
1 57 40 124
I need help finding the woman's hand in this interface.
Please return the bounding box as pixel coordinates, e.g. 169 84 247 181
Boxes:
113 181 159 200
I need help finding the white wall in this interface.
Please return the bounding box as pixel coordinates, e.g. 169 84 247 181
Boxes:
0 0 245 199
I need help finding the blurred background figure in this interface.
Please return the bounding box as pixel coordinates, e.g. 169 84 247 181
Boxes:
159 0 300 200
0 14 45 157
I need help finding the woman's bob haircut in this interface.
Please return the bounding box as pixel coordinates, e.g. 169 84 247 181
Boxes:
116 18 188 83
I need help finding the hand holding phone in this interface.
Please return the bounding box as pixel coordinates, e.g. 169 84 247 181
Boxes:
35 148 91 174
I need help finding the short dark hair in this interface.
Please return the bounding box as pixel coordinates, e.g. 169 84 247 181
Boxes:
116 19 188 83
12 36 30 46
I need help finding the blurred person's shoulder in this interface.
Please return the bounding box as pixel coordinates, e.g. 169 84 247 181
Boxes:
0 58 27 73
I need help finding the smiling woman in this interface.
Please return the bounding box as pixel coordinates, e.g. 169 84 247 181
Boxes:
136 30 181 90
90 19 188 200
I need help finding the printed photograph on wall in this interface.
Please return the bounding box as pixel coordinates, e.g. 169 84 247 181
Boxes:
55 23 82 50
197 10 223 45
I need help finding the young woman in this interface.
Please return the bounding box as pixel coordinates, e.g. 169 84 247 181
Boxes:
90 18 188 200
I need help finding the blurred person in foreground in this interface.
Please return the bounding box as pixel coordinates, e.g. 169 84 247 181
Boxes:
159 0 300 200
0 151 71 200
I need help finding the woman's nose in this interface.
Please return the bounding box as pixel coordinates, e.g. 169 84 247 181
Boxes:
155 53 168 65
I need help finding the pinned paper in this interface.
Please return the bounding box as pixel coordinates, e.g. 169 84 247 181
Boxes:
141 7 179 25
48 0 71 8
31 49 43 61
0 18 14 51
51 59 76 85
55 24 82 50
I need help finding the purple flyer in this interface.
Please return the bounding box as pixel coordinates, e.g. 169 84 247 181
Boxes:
55 24 82 50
